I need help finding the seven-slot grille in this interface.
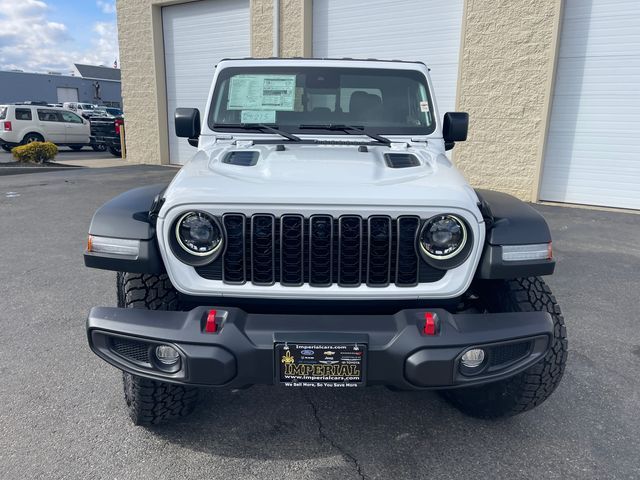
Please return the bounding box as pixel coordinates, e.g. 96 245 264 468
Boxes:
195 214 446 287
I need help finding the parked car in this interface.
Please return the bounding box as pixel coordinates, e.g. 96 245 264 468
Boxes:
63 102 97 118
84 58 567 426
0 104 91 151
89 116 123 157
106 107 123 117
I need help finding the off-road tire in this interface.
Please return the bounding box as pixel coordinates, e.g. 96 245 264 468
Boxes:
442 277 568 419
117 272 199 425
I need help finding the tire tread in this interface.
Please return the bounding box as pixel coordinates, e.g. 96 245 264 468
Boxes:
443 277 568 419
117 272 198 426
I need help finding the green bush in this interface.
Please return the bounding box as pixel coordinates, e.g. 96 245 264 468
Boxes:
11 141 58 163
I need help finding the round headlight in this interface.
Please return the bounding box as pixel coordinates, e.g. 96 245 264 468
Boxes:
419 215 467 260
175 211 223 256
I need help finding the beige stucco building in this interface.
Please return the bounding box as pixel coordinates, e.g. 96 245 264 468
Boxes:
116 0 640 210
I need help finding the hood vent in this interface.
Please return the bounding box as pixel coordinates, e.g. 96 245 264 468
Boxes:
384 153 420 169
223 151 259 166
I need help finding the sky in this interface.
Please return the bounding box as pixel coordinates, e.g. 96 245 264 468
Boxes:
0 0 119 74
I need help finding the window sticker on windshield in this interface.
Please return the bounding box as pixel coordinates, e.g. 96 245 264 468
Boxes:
419 101 430 112
240 110 276 124
228 75 296 111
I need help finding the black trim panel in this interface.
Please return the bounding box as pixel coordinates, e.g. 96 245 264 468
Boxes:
85 184 167 273
88 184 166 240
476 189 552 245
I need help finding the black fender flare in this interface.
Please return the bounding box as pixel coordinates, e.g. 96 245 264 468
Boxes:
475 189 555 279
84 184 167 273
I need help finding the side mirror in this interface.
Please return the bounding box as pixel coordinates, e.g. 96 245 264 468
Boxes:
443 112 469 150
175 108 201 146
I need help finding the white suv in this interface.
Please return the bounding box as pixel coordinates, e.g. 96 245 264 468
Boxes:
84 58 567 425
0 104 91 151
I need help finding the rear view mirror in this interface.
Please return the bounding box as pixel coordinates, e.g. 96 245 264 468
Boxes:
443 112 469 150
175 108 201 146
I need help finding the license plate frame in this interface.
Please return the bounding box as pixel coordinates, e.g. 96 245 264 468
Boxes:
275 342 367 387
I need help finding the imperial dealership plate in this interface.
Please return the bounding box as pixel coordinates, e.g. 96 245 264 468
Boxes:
276 343 366 387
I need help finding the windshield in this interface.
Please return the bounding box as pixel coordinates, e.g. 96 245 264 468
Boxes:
209 67 435 135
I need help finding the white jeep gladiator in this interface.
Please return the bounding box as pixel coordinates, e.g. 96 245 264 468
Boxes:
84 58 567 425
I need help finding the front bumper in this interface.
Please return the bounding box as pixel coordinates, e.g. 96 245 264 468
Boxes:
87 306 553 390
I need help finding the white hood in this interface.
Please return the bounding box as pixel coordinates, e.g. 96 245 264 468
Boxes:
161 141 482 221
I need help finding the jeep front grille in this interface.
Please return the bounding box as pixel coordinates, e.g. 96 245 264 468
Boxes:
196 214 446 287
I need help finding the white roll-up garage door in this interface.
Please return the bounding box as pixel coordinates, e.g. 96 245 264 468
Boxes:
163 0 250 164
312 0 464 115
57 87 78 103
540 0 640 209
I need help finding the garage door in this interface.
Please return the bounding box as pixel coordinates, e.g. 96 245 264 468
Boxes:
312 0 464 115
540 0 640 209
57 87 78 103
163 0 250 164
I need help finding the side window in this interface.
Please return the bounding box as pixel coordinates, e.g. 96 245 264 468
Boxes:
61 111 83 123
37 109 61 122
15 108 33 121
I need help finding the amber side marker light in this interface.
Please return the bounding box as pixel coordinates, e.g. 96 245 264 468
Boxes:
86 235 140 256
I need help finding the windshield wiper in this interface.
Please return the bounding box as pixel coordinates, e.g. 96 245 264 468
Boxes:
298 124 391 145
213 123 301 142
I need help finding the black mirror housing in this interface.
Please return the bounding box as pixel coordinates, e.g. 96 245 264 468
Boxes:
443 112 469 150
175 108 201 140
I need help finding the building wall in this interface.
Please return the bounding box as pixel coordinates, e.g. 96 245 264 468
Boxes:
117 0 310 165
453 0 562 201
116 0 169 165
251 0 311 58
0 71 121 106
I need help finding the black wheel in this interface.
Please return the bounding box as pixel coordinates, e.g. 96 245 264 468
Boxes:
22 133 44 144
441 277 568 419
69 145 83 151
92 144 107 152
117 272 199 426
108 145 122 157
1 144 11 152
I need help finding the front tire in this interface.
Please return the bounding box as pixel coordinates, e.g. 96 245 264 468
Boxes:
117 272 199 425
442 277 568 419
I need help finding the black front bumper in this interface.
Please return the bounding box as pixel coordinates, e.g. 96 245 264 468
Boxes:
87 306 553 390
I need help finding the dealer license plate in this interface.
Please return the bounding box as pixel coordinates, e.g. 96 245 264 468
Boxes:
276 343 366 387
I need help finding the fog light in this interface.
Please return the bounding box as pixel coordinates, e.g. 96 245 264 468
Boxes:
155 345 180 365
461 348 485 368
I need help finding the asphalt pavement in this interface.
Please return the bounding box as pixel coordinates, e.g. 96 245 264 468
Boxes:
0 165 639 479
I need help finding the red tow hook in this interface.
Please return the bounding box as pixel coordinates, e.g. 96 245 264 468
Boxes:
204 309 217 333
423 312 438 336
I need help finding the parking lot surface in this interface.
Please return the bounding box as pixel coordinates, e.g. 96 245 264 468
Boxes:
1 166 639 479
